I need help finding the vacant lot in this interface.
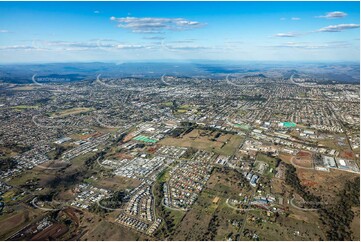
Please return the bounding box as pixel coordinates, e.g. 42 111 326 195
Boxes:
7 168 54 187
80 220 147 241
31 223 68 240
159 129 243 156
296 168 359 203
339 150 356 160
93 176 141 191
292 150 313 168
279 153 293 164
0 207 44 240
207 167 251 198
171 191 218 240
243 209 325 240
171 167 250 240
318 135 350 152
69 131 99 141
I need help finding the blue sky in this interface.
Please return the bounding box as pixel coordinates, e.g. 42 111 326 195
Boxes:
0 1 359 63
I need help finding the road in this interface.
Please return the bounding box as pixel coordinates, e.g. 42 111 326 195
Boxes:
225 198 256 211
31 197 61 211
95 115 122 129
32 114 61 128
290 156 315 170
289 198 318 212
238 187 257 237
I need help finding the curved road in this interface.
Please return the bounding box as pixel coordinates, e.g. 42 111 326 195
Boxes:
31 197 62 212
32 114 62 129
96 200 126 212
290 156 315 170
289 198 318 211
161 197 187 212
225 198 257 211
95 115 122 129
32 160 70 171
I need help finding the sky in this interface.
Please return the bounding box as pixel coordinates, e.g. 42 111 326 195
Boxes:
0 1 359 63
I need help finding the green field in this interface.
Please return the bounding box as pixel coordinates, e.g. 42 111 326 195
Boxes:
51 107 94 117
176 109 187 114
179 104 190 109
12 105 39 110
234 123 250 130
157 168 171 183
162 102 173 107
133 135 157 143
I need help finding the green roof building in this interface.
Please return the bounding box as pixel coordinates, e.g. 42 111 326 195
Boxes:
281 122 296 128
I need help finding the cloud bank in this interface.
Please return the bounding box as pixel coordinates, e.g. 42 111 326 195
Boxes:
318 24 360 32
110 16 205 33
316 11 348 19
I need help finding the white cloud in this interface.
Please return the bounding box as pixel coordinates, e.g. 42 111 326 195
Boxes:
12 39 230 53
316 11 347 19
165 45 208 50
94 10 100 14
53 40 152 50
1 40 153 52
0 30 10 33
224 40 244 44
168 39 196 44
0 45 36 50
291 17 301 21
43 41 100 50
318 24 360 32
110 16 205 33
143 36 165 40
274 33 297 37
272 41 351 49
115 44 148 49
161 41 213 51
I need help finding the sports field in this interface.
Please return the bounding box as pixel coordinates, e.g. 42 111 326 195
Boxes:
133 135 157 143
234 123 250 130
282 122 296 128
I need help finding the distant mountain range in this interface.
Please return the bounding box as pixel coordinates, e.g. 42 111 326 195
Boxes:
0 62 359 84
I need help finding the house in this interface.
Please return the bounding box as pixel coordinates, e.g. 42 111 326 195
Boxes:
212 196 220 204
